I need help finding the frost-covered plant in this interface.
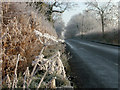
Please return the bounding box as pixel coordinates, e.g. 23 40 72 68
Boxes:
1 2 69 89
1 2 57 82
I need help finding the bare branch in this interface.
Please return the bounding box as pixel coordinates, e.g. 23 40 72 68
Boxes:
104 0 112 11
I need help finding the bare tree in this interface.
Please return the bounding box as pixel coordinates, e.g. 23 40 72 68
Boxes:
28 1 75 22
82 11 99 32
85 0 117 38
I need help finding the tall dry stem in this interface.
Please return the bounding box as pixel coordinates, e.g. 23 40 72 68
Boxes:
12 54 20 89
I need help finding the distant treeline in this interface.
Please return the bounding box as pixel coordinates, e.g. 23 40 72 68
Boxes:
77 29 120 46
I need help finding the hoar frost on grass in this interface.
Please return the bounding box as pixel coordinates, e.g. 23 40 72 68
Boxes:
1 2 71 89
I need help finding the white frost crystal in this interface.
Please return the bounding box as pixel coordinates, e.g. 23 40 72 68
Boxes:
34 30 64 43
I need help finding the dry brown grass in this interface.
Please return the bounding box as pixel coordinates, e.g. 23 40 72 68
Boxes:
1 2 71 89
1 2 57 81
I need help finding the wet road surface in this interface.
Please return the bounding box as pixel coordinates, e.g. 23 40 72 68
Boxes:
66 39 119 88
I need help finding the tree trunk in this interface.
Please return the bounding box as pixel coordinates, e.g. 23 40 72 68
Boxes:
81 16 84 39
101 14 105 39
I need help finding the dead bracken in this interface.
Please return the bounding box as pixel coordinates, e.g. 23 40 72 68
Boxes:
1 2 71 88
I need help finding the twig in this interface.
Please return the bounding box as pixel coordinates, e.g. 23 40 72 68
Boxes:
6 74 11 88
12 54 20 89
23 75 26 90
23 67 30 90
37 69 48 89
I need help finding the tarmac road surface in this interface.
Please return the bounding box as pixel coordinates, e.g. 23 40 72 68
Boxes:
66 39 119 88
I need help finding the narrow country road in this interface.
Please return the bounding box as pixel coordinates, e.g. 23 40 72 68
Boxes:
66 39 119 88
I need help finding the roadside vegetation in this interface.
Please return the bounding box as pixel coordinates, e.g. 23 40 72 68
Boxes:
1 2 72 89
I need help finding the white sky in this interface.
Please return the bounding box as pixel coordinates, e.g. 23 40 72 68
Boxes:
62 2 86 26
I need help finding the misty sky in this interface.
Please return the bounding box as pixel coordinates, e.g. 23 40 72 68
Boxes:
62 2 86 26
